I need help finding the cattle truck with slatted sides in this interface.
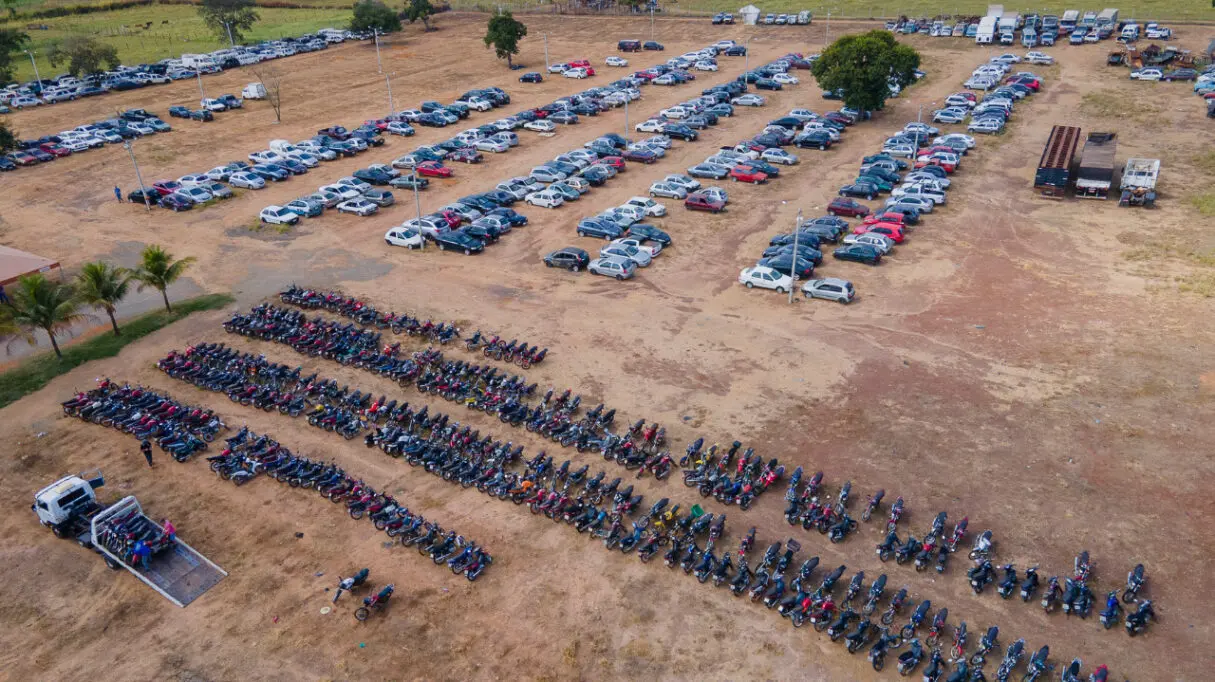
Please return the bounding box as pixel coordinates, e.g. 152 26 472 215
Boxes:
1075 132 1118 199
1034 125 1082 197
1119 158 1160 207
32 471 227 607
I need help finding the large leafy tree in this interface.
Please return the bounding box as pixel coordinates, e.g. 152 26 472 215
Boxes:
76 262 132 336
810 30 920 113
483 10 527 69
0 29 30 84
350 0 401 33
134 245 196 313
46 36 120 78
0 121 16 151
199 0 259 44
4 274 83 359
403 0 435 31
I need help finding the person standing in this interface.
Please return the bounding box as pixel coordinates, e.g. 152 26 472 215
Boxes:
162 518 176 541
140 439 153 468
133 540 151 570
114 186 123 202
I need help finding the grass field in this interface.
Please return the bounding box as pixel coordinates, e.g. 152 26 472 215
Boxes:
0 293 234 409
3 5 349 82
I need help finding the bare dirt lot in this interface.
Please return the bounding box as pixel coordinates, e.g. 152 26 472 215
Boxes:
2 14 1214 681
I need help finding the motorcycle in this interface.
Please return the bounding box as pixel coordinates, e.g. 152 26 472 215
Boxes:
968 560 994 595
967 530 993 562
1122 563 1145 603
897 638 924 675
996 564 1017 599
861 488 885 522
969 625 998 666
354 583 394 621
332 568 370 603
1022 645 1050 682
1099 591 1121 629
1125 600 1153 636
994 638 1023 682
1019 566 1039 602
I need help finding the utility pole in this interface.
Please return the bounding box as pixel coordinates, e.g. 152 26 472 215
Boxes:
788 209 802 304
543 34 549 72
650 5 655 42
826 11 831 44
412 181 424 251
744 38 751 72
124 140 152 211
224 21 235 47
24 50 41 86
195 69 206 101
374 29 383 73
385 73 395 114
624 98 629 136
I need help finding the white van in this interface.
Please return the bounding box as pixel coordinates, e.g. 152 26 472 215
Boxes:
181 53 216 70
242 82 267 99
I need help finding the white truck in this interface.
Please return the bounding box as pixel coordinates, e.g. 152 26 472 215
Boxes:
1118 158 1159 208
181 53 217 70
242 82 267 99
976 16 998 44
33 472 226 607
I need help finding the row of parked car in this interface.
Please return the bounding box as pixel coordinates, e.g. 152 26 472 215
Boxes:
1 107 173 172
0 28 367 111
960 57 1044 134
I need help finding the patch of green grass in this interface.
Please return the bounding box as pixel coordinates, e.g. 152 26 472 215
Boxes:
1194 152 1215 176
0 293 234 409
3 6 350 82
1191 193 1215 217
1176 273 1215 297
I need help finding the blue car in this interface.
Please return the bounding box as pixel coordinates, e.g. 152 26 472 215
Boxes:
250 163 290 181
577 217 624 240
489 208 529 227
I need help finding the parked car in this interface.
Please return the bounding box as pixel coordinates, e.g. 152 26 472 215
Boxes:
838 183 879 200
519 72 544 83
544 247 591 271
284 198 324 217
588 256 636 280
260 205 300 225
385 226 424 249
758 253 815 279
433 231 485 254
833 243 883 264
688 163 730 179
827 197 870 217
802 277 855 303
229 172 265 189
337 198 379 216
729 166 769 184
739 265 794 293
600 243 652 267
685 192 726 213
649 182 688 199
731 94 766 107
526 189 565 208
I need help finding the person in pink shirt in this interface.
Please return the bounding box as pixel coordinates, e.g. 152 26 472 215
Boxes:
163 519 176 541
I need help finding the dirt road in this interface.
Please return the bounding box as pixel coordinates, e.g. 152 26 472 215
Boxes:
1 14 1212 681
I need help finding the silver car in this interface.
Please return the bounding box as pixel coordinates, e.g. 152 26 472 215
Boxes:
649 182 688 199
588 256 637 280
802 277 855 303
599 243 652 267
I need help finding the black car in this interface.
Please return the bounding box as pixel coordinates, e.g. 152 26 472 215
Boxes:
544 247 591 271
863 153 909 170
758 254 815 279
838 182 879 200
580 166 610 185
168 105 191 119
769 116 804 129
489 207 529 226
433 231 485 254
769 232 822 249
482 190 518 206
755 78 782 91
354 167 394 185
807 215 850 231
461 224 500 244
0 157 15 172
763 243 823 263
745 159 781 177
278 159 309 175
833 243 882 264
643 41 665 51
859 166 901 184
218 94 242 109
577 217 624 240
725 46 748 56
1162 68 1197 81
663 124 698 141
796 224 843 243
189 109 214 122
627 223 671 246
459 195 498 212
417 113 447 127
795 131 833 150
159 194 194 212
753 132 785 148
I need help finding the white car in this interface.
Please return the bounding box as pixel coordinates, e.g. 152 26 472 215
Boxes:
1024 51 1054 65
739 266 794 293
659 106 688 119
635 119 667 133
493 118 519 131
935 133 975 148
761 148 799 165
904 172 951 188
320 183 361 200
229 172 265 189
338 176 372 192
1130 68 1163 81
337 198 379 216
456 97 492 112
649 181 688 199
903 122 940 136
694 61 719 72
548 63 569 73
842 233 893 254
891 184 946 205
249 150 286 164
174 187 213 203
476 139 510 153
563 67 589 79
885 196 934 214
625 196 666 217
384 226 424 249
386 122 415 136
773 73 799 85
524 120 556 133
612 238 662 258
526 190 565 208
600 243 652 267
496 181 529 199
260 205 300 225
881 144 917 158
178 173 211 188
968 119 1003 134
731 94 766 107
932 109 967 124
285 152 321 167
606 56 629 67
200 98 228 112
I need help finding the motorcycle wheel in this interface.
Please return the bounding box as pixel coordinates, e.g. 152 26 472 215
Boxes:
354 607 370 621
872 656 885 672
815 618 831 632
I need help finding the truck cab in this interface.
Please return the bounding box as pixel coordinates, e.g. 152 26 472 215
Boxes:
32 472 104 537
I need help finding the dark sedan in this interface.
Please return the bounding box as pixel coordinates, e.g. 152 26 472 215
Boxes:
755 78 783 91
168 105 191 119
833 243 882 264
763 243 823 264
160 194 194 212
627 223 671 246
663 124 698 141
488 207 529 226
759 254 815 279
838 182 879 200
769 232 822 249
577 217 624 240
623 148 658 164
685 192 726 213
544 247 591 271
433 231 485 254
353 167 394 185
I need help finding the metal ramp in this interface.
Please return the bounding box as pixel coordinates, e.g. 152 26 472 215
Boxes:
147 542 227 607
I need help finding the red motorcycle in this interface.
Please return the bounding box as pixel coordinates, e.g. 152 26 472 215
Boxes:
354 583 394 621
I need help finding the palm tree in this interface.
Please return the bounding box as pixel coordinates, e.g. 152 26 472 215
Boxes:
76 261 132 336
134 245 196 313
5 274 84 358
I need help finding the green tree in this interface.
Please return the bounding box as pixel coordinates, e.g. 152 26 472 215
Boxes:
75 262 132 336
134 245 196 313
350 0 401 33
0 120 16 152
810 30 920 113
483 10 527 69
403 0 435 31
199 0 259 44
46 36 120 78
4 274 83 359
0 29 30 84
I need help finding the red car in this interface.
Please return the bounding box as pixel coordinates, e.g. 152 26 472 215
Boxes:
1007 77 1040 90
597 156 626 170
39 143 71 158
729 166 769 184
863 212 910 227
685 192 725 213
7 150 39 166
363 118 391 130
415 161 453 178
436 210 463 227
152 180 182 196
920 145 960 157
568 59 590 68
827 197 870 218
633 71 657 81
853 223 905 243
914 157 957 173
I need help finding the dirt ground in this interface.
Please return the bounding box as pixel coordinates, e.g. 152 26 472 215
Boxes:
2 14 1213 681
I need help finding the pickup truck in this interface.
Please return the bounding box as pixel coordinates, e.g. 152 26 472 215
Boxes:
33 472 226 607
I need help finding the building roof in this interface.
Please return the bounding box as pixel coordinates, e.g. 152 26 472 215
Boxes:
0 245 60 287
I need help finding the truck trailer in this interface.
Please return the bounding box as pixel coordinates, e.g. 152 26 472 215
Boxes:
976 17 998 44
1034 125 1082 197
1075 132 1118 199
1118 158 1160 207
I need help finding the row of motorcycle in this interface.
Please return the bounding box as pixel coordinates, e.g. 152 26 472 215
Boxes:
205 426 491 581
779 466 1155 637
61 378 220 460
278 286 549 368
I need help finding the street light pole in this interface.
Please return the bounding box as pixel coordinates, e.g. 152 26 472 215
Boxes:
123 140 152 212
374 29 383 73
24 50 41 85
385 73 395 115
650 5 655 42
224 21 235 47
745 38 751 72
195 69 206 101
788 209 802 304
543 34 549 72
412 182 424 251
826 11 831 44
624 98 629 136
